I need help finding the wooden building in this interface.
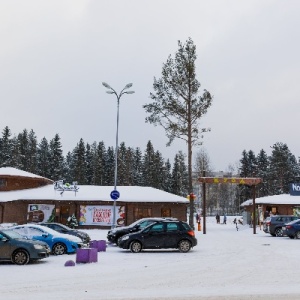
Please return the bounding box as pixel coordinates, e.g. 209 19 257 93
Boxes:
0 167 189 228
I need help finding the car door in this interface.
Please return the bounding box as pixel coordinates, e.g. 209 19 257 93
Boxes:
142 223 165 249
0 233 11 259
27 227 52 245
164 222 181 248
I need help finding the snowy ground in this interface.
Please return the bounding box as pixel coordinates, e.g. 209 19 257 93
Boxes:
1 216 300 300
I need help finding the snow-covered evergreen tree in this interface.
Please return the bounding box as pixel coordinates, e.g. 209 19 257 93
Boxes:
72 138 87 184
256 149 270 197
171 151 188 196
132 147 143 186
269 142 299 194
105 146 115 185
36 137 51 178
49 134 64 181
85 143 93 185
142 141 156 187
92 141 107 185
0 126 13 167
18 129 29 171
28 129 37 174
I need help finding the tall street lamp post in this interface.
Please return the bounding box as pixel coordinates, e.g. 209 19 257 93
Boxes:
102 82 135 229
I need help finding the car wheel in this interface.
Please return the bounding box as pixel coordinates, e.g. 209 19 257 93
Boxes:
295 231 300 239
178 240 191 253
130 241 142 253
12 249 30 265
275 228 283 237
52 242 67 255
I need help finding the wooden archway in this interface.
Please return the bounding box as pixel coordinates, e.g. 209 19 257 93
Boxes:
198 177 262 234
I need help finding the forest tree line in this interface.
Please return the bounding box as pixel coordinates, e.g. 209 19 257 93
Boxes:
0 126 189 197
0 127 300 213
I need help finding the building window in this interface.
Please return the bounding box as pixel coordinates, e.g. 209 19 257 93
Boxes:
0 179 7 187
161 208 171 217
133 207 152 220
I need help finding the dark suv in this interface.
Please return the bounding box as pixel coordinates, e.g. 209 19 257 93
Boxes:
118 220 197 253
263 215 299 237
107 217 177 245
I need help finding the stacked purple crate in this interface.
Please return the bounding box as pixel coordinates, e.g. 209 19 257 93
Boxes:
90 240 107 252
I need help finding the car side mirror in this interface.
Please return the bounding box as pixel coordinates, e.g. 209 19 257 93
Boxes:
0 235 8 242
42 233 49 237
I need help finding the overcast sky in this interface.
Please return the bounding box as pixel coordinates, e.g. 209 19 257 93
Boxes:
1 0 299 171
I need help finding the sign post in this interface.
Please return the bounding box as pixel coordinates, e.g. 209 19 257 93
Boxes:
110 190 120 228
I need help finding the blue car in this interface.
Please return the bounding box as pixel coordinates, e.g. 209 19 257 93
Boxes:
11 224 83 255
283 219 300 239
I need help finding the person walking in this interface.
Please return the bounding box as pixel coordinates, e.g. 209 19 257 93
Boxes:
216 213 220 224
223 214 227 225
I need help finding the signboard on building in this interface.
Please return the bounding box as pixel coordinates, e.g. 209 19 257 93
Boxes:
27 204 55 223
290 183 300 196
79 205 126 226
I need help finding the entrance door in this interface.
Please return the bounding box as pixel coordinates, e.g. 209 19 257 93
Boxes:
60 206 70 225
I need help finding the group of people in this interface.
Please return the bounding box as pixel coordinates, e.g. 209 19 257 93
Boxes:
215 213 227 224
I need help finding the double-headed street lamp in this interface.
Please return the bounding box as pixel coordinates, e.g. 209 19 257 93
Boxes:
102 82 135 229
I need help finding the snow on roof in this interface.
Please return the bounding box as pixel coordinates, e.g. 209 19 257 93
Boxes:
0 184 189 204
241 193 300 207
0 167 46 179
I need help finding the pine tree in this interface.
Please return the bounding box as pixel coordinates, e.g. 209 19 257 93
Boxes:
171 151 188 196
118 142 128 186
92 141 107 185
144 38 213 228
72 138 87 184
152 150 165 190
28 129 38 174
36 137 51 178
49 133 64 181
269 142 299 194
256 149 270 197
142 141 156 187
162 159 172 193
85 143 93 185
105 146 115 185
0 126 13 167
132 147 143 186
18 129 29 171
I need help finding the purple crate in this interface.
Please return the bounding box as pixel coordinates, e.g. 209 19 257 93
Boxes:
76 248 98 263
90 240 107 252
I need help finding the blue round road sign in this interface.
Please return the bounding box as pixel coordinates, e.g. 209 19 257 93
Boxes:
110 190 120 200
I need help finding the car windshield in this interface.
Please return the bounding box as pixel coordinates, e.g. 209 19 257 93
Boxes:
1 229 24 239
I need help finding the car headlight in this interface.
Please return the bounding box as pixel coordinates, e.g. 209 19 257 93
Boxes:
33 244 44 250
122 235 129 241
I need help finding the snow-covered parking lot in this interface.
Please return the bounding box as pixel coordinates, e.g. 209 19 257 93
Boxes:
1 217 300 300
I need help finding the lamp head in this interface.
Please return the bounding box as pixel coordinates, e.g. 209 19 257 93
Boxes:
102 82 112 89
124 83 133 89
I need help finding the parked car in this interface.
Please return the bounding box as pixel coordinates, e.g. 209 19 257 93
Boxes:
107 217 178 245
263 215 299 237
0 229 50 265
11 224 84 255
282 219 300 239
118 219 197 253
38 222 90 244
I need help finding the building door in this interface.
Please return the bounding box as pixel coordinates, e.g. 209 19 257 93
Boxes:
60 205 70 225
